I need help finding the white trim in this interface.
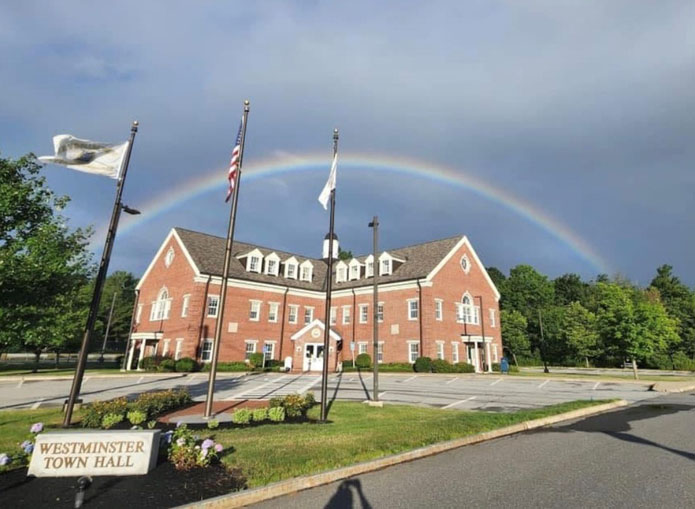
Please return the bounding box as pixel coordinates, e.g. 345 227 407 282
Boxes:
200 338 214 363
284 256 299 279
206 294 220 318
425 236 501 301
249 299 262 321
358 303 369 324
287 304 299 324
129 332 163 340
341 305 351 325
300 260 314 282
434 298 443 321
335 261 348 283
460 335 494 343
407 298 419 320
136 229 201 291
264 252 281 276
489 308 496 327
348 259 362 281
290 319 342 341
303 306 314 324
164 246 175 268
268 302 280 323
181 294 190 318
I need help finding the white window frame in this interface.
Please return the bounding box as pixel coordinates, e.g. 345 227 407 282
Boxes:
380 258 391 276
377 302 384 323
330 306 337 325
288 304 299 324
136 304 143 324
164 247 175 267
249 255 261 273
162 338 171 357
365 255 374 277
181 294 190 318
304 306 314 324
151 287 172 321
452 342 459 364
300 261 313 282
460 254 471 274
207 295 220 318
249 300 261 321
489 308 496 327
359 304 369 324
268 302 279 323
435 299 443 321
284 257 298 279
349 261 361 281
342 305 351 325
244 340 258 360
174 338 184 361
377 342 384 363
265 257 279 276
436 341 445 360
336 261 348 283
264 341 276 361
408 342 420 363
358 342 368 355
459 294 479 325
407 299 419 320
201 338 214 363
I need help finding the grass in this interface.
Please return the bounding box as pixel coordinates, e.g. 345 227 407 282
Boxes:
213 400 610 487
507 371 695 383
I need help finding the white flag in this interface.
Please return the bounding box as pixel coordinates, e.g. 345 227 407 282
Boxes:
39 135 129 179
318 153 338 210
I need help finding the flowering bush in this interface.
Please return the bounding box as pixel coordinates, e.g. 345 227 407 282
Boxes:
167 424 223 471
1 422 44 470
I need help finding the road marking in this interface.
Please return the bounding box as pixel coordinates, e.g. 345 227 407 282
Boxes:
137 376 144 384
446 377 458 385
443 396 476 409
31 398 45 410
490 378 503 386
593 382 601 390
84 377 90 383
298 377 321 394
16 379 24 388
378 392 387 398
232 378 281 400
403 375 418 383
537 380 550 389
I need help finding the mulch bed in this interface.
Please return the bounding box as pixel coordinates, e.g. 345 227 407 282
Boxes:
0 458 246 508
161 399 268 422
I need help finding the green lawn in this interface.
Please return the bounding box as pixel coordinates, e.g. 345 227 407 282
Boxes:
508 371 695 383
213 400 610 487
0 366 123 377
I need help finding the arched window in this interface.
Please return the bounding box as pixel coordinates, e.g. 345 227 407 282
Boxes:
457 293 479 324
151 287 172 321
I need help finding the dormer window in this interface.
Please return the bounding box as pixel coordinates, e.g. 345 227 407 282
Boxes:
335 261 348 283
242 248 264 273
379 253 393 276
365 255 374 277
164 247 175 268
300 260 313 282
265 253 280 276
284 256 298 279
349 260 361 281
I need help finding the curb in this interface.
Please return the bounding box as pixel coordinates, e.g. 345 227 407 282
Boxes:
178 399 628 509
649 382 695 393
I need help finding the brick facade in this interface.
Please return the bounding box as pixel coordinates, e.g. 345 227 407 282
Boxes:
128 228 502 373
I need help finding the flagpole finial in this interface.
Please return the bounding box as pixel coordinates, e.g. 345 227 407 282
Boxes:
131 120 139 132
333 128 339 140
244 100 250 106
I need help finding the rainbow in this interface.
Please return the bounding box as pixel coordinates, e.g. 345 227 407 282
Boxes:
111 152 611 274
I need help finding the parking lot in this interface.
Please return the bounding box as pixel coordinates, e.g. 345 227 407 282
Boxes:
0 371 661 412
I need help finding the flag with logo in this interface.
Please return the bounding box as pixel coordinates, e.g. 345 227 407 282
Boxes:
225 119 244 202
38 135 128 179
318 153 337 210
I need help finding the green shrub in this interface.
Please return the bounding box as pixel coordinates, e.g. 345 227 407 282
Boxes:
431 359 455 373
454 362 475 373
131 389 192 419
82 397 128 428
175 357 196 372
269 396 283 409
141 356 165 372
147 420 157 429
355 353 371 369
247 352 264 368
379 362 415 372
201 362 250 372
414 356 432 373
304 391 316 407
207 419 220 430
231 409 252 425
252 408 268 422
127 410 147 426
101 412 124 429
159 358 176 372
269 393 314 419
268 406 285 422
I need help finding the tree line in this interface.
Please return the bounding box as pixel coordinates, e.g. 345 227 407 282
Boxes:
0 154 137 369
489 265 695 375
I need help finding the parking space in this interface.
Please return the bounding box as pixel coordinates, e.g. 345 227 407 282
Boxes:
0 372 661 412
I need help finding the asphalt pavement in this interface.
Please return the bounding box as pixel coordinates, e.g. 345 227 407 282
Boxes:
251 392 695 509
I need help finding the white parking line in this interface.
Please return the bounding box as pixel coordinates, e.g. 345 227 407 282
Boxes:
537 380 550 389
298 377 321 394
593 382 601 390
137 376 144 384
443 396 476 409
232 379 275 400
31 398 45 410
16 379 24 388
379 392 387 399
403 375 418 383
446 377 458 385
490 378 503 386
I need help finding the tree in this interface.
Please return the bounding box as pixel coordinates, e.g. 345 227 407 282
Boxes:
562 302 598 367
632 289 680 370
500 309 528 367
0 154 93 367
553 273 589 306
649 265 695 359
337 248 353 261
93 271 139 353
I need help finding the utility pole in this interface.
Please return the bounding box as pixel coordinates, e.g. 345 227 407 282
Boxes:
369 216 379 402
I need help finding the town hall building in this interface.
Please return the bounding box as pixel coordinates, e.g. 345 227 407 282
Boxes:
127 227 502 373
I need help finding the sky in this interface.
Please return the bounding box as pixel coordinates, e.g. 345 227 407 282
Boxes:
2 1 694 286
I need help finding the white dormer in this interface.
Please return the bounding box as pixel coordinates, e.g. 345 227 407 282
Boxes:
264 252 280 276
335 261 348 283
300 260 314 282
284 256 298 279
364 255 374 277
240 248 264 273
379 252 393 276
348 259 362 281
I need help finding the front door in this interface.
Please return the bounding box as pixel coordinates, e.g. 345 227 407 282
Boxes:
303 343 325 372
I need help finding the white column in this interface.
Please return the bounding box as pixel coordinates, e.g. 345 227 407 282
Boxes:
137 340 146 371
126 339 136 371
485 340 493 373
473 340 480 373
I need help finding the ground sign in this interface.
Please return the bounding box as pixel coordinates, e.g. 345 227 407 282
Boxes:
28 430 160 477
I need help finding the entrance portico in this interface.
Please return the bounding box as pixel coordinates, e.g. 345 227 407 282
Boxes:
290 319 341 373
126 332 162 371
461 335 494 373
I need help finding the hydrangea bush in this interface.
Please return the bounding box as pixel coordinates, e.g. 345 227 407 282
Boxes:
166 423 224 471
0 422 43 470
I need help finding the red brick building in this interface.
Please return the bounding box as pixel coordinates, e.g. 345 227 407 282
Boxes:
127 227 502 373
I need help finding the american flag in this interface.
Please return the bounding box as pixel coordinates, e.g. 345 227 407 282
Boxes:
225 119 243 202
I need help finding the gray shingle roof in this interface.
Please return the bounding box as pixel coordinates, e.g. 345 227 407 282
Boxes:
174 227 462 291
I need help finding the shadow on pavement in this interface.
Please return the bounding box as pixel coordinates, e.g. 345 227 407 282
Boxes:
547 401 695 462
324 479 373 509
